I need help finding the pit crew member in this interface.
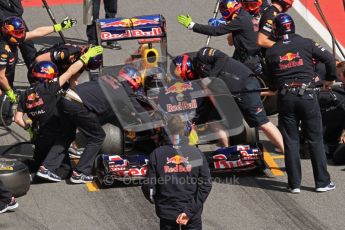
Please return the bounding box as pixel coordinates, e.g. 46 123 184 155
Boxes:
14 46 103 182
28 43 88 85
318 61 345 164
0 0 37 68
173 47 284 153
142 115 212 230
0 16 77 103
257 0 294 48
177 0 262 73
264 13 336 193
53 64 149 183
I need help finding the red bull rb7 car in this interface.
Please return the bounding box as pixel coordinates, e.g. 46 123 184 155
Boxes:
93 14 267 185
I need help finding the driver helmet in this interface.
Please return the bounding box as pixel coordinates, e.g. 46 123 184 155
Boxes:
172 54 195 81
31 61 59 83
219 0 242 20
1 16 26 45
144 67 165 98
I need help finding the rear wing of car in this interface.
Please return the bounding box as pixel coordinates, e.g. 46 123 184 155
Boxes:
96 14 166 43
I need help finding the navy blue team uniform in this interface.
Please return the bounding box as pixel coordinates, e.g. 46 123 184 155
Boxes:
51 76 147 180
318 86 345 164
196 47 269 128
191 8 261 69
265 18 336 190
142 136 212 230
0 40 17 87
28 44 84 84
258 5 280 40
17 78 71 178
0 0 37 69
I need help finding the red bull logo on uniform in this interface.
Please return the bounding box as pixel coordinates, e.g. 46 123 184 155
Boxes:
279 52 304 70
25 92 44 109
164 154 192 173
165 82 193 95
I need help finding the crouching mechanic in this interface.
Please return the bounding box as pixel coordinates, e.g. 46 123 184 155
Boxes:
177 0 262 73
46 64 147 184
265 13 336 193
28 43 90 85
14 46 103 182
142 115 212 230
318 61 345 164
0 16 77 103
172 47 284 153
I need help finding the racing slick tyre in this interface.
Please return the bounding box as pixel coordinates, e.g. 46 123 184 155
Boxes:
0 158 30 197
0 94 13 127
231 120 258 145
94 154 106 187
101 123 124 155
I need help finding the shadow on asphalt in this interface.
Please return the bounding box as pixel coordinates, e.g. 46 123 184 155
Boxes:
212 171 315 193
33 36 88 47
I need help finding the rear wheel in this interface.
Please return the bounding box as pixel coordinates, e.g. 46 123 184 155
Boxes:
100 123 124 155
231 120 258 145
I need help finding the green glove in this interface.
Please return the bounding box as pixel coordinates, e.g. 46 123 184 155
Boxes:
177 14 193 28
80 46 103 65
5 88 17 103
25 126 37 141
53 17 77 32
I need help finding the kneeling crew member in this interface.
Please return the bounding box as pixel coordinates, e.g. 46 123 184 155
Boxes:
55 65 147 184
14 46 103 182
265 13 336 193
28 43 89 85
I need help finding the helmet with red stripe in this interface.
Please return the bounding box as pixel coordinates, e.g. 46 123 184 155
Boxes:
241 0 262 15
31 61 59 83
172 54 195 81
118 65 142 91
272 0 294 12
1 16 26 45
219 0 242 20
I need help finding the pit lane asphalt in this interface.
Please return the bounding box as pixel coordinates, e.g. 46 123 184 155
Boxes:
1 1 345 229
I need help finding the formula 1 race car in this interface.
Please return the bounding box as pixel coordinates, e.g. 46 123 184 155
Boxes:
92 14 266 185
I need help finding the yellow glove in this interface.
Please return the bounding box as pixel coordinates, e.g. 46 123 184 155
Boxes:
80 46 103 65
25 125 37 141
53 17 77 32
177 15 193 28
5 88 17 103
